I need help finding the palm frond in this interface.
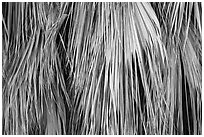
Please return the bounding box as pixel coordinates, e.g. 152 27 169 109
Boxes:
2 2 202 135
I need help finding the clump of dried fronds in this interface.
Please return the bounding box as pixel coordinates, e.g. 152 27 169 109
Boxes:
2 2 202 135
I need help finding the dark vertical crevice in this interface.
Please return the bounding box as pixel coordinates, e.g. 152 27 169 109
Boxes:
180 52 193 135
135 54 146 135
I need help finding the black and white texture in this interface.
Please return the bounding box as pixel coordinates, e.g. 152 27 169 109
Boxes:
2 2 202 135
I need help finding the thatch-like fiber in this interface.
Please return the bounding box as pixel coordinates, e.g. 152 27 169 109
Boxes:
2 2 202 135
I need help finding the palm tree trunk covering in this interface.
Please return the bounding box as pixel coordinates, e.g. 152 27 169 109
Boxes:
2 2 202 135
